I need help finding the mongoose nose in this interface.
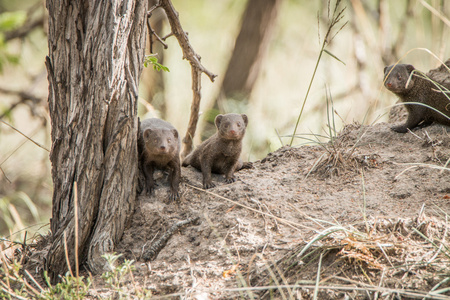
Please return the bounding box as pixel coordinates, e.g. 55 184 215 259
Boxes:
387 83 392 88
230 130 236 135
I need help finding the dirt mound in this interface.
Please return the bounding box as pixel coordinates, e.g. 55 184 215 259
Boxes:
111 122 450 299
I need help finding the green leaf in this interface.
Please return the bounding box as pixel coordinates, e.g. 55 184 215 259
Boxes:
0 11 27 32
323 49 346 65
144 55 170 72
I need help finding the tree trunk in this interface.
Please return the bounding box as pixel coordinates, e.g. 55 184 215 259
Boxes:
202 0 281 139
45 0 147 282
217 0 282 105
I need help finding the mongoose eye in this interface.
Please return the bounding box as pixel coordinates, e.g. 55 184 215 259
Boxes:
397 75 402 80
237 122 242 127
167 138 172 142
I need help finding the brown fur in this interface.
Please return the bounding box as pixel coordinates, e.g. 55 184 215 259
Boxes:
139 118 181 201
182 113 249 189
384 62 450 133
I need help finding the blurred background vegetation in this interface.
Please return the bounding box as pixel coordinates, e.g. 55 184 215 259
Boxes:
0 0 449 241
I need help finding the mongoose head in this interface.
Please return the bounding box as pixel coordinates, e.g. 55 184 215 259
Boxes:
143 128 179 156
384 64 415 93
215 113 248 140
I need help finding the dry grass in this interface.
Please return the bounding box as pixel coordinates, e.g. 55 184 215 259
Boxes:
305 122 380 178
246 207 450 299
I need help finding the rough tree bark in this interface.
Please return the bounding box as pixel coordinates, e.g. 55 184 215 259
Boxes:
45 0 147 282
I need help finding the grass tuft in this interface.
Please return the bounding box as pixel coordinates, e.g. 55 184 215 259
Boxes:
247 205 450 299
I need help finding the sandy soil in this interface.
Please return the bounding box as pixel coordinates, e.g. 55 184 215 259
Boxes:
99 120 450 299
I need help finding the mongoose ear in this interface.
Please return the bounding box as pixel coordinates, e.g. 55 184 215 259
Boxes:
383 66 389 74
172 129 178 139
405 64 415 73
215 114 223 128
241 114 248 126
143 129 152 141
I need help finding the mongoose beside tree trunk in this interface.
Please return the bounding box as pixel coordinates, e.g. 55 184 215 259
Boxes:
139 118 181 201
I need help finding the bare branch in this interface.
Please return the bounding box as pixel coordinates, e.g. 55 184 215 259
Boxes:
146 2 168 52
0 86 42 104
0 167 11 184
4 10 45 42
181 67 202 158
148 0 217 157
0 86 46 121
159 0 217 83
5 19 44 41
147 1 161 16
146 17 168 52
162 32 174 41
141 216 199 261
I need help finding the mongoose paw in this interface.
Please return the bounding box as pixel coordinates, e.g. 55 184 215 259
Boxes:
391 125 408 133
225 177 236 184
203 181 216 189
146 184 157 195
167 190 180 202
240 162 253 169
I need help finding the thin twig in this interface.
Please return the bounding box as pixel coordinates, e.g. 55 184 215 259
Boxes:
0 167 11 183
63 231 74 278
159 0 217 82
4 16 45 42
0 120 50 152
24 270 45 293
155 0 217 158
0 85 45 121
162 32 174 40
141 216 199 261
181 66 202 158
146 15 168 52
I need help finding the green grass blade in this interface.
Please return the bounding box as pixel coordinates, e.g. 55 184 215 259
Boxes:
323 49 346 65
312 252 324 300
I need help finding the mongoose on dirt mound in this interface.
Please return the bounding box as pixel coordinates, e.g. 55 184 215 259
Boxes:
384 60 450 133
182 113 249 189
139 118 181 201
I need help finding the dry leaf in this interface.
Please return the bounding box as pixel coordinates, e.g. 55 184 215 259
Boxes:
222 264 239 278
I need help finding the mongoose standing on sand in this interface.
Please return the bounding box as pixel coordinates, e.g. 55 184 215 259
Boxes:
139 118 181 201
384 61 450 133
182 113 249 189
